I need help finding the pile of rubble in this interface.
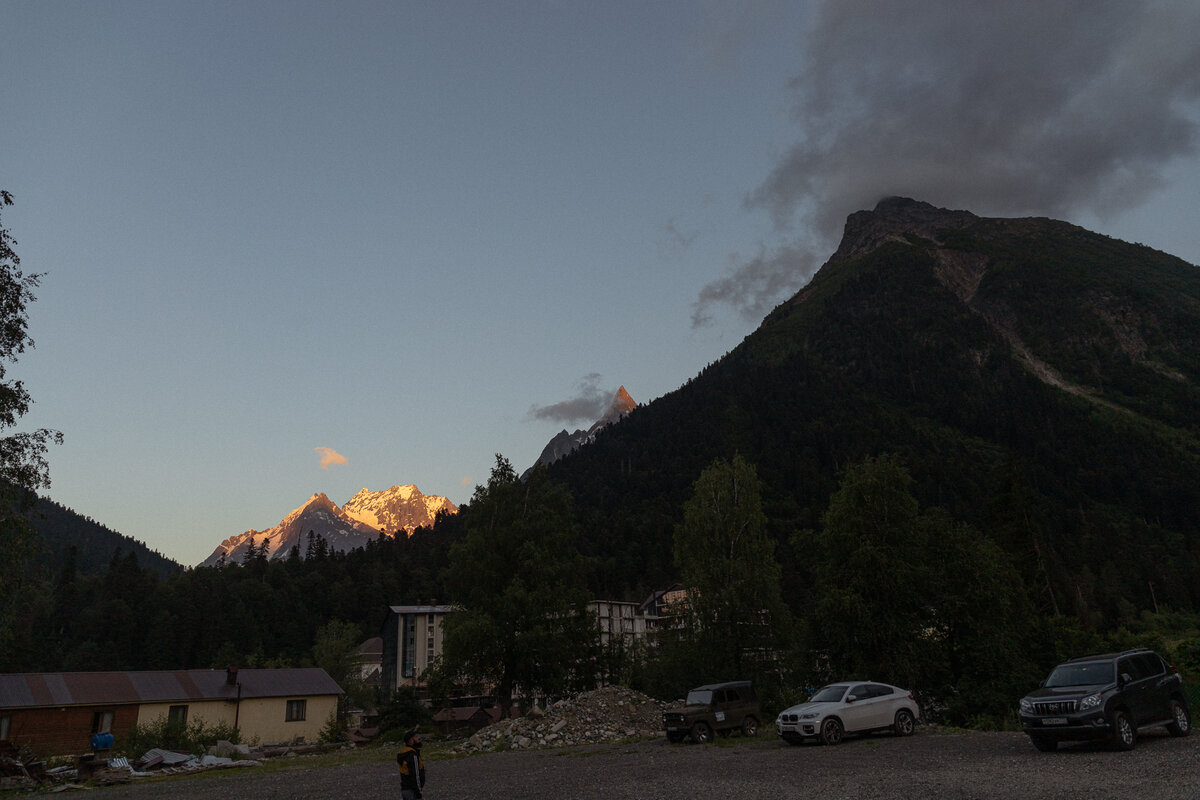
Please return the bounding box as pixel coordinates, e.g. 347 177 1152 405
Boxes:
0 741 44 791
455 686 674 753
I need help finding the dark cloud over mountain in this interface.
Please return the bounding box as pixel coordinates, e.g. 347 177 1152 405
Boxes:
694 0 1200 326
527 374 614 425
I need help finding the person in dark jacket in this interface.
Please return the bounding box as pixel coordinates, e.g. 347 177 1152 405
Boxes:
397 726 426 799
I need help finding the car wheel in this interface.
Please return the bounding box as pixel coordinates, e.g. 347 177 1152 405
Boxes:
819 717 844 746
742 716 759 737
1167 698 1191 737
690 721 712 744
1111 709 1135 751
893 708 915 736
1029 735 1057 752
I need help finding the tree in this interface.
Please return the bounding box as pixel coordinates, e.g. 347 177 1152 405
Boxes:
0 191 62 491
673 454 793 683
312 619 369 716
441 455 598 716
0 190 63 669
806 454 1037 722
806 454 927 686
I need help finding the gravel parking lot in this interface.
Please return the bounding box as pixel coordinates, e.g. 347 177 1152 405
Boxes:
39 728 1200 800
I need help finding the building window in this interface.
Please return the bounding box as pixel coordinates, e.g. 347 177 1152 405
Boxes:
91 711 113 734
168 705 188 727
286 699 307 722
1 715 9 740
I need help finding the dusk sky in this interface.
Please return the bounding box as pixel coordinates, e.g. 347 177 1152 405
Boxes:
4 1 1199 567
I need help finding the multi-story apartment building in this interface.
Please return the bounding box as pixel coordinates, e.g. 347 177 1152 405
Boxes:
587 600 646 646
380 605 452 693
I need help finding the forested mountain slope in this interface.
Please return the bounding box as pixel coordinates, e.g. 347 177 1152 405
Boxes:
552 198 1200 624
27 493 181 578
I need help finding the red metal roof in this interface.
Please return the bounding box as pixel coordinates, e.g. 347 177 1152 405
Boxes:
0 668 342 710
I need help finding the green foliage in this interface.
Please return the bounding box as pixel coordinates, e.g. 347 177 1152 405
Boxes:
441 456 599 714
0 190 64 670
25 495 180 578
3 511 461 673
0 191 63 493
120 716 241 756
629 624 705 703
374 687 432 740
674 455 794 682
311 619 368 711
806 455 1039 723
317 708 348 743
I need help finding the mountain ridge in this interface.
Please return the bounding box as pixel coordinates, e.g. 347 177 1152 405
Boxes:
523 386 637 479
546 197 1200 618
198 484 457 567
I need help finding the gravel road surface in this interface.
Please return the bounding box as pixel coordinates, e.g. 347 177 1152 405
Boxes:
40 729 1200 800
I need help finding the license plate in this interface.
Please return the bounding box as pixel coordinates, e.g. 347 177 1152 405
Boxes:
1041 717 1067 726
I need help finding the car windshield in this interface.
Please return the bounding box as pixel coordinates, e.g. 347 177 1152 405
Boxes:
686 690 713 706
810 685 848 703
1045 661 1115 688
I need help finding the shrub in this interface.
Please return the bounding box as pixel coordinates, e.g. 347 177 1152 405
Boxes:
375 687 432 739
120 716 241 757
318 709 348 744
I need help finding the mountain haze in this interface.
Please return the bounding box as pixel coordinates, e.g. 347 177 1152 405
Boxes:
199 485 456 567
548 198 1200 618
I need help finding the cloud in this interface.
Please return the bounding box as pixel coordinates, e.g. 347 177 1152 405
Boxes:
665 216 699 249
695 0 1200 324
314 446 347 470
692 245 817 327
527 374 613 425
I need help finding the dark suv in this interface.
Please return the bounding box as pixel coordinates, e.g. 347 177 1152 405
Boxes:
662 681 760 743
1019 648 1190 751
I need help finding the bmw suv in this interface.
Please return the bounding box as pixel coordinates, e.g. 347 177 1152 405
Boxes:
1019 648 1190 751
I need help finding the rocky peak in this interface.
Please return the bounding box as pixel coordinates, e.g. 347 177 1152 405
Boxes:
611 385 636 414
524 386 637 478
595 386 636 427
295 493 338 515
831 197 978 264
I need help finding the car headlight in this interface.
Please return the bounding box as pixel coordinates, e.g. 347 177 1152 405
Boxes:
799 712 819 720
1080 693 1101 710
1019 699 1032 713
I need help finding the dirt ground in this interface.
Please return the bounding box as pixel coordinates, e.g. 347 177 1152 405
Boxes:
30 728 1200 800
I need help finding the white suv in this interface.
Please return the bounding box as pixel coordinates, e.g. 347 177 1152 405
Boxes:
776 681 920 745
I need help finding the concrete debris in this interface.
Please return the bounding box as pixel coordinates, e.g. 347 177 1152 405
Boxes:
13 738 351 790
208 739 252 758
453 686 671 753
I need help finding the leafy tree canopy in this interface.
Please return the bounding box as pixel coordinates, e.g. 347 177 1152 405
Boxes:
440 455 598 715
674 454 793 681
804 454 1038 720
0 190 63 669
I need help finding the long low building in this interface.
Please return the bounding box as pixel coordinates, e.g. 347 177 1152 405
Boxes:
0 667 342 757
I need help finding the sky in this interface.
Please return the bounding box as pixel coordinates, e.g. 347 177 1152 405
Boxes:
3 1 1199 568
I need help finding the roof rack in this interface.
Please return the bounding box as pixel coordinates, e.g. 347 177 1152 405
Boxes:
1064 647 1152 663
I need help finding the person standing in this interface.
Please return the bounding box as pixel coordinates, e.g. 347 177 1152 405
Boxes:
397 726 426 800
